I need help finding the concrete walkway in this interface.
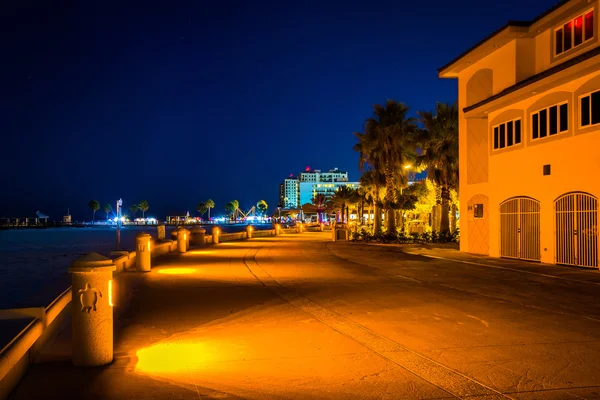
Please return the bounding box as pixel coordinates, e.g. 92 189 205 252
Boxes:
9 232 600 399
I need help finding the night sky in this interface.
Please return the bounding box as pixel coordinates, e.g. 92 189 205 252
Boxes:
1 0 556 221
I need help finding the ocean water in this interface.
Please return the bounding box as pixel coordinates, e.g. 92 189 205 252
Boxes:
0 224 269 309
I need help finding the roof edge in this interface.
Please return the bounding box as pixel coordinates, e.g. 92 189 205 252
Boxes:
463 45 600 113
438 0 571 75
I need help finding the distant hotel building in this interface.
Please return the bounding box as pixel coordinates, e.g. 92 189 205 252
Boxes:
279 167 359 208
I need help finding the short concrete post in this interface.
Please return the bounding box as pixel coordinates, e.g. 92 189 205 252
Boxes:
177 229 188 253
190 227 206 246
298 223 304 234
157 223 166 240
68 253 116 367
213 227 220 244
320 223 324 232
247 225 253 239
275 224 281 235
136 233 151 272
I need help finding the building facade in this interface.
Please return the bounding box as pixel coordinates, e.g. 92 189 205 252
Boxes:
279 168 358 209
299 168 349 183
282 178 299 208
440 0 600 267
299 182 359 206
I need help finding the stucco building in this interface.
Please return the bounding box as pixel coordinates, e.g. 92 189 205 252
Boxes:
440 0 599 267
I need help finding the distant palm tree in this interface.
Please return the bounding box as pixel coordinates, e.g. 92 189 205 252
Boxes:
257 200 268 215
312 194 327 223
104 204 112 221
418 102 458 233
130 204 139 219
205 199 215 221
197 202 208 219
225 202 235 220
88 200 100 224
330 186 356 223
138 200 149 218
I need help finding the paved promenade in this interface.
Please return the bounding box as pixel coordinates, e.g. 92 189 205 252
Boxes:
9 232 600 399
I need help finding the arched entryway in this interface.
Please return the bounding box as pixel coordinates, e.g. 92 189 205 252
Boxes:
555 192 598 268
500 197 541 261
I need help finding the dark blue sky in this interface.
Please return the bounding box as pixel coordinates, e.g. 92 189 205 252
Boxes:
1 0 556 220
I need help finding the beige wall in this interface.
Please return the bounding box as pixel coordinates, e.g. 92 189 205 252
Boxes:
460 64 600 261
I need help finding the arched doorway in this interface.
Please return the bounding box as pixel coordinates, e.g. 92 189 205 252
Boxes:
500 197 541 261
555 192 598 268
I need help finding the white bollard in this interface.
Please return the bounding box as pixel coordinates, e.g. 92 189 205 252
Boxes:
68 253 116 366
136 233 151 272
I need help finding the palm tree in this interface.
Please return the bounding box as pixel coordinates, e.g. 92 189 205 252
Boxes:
354 100 418 234
257 200 268 215
205 199 215 221
312 193 327 223
138 200 149 218
225 202 235 220
104 204 112 221
88 200 100 224
357 170 386 233
418 102 458 233
197 202 208 219
330 186 356 223
130 204 139 219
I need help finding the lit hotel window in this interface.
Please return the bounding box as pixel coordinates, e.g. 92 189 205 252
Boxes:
532 103 568 139
555 10 594 56
580 90 600 127
493 119 521 150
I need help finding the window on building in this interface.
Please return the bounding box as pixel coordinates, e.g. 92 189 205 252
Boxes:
555 10 594 56
531 103 568 139
493 119 521 150
580 90 600 127
474 204 484 219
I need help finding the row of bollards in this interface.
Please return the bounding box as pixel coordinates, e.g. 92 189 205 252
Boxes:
67 224 290 367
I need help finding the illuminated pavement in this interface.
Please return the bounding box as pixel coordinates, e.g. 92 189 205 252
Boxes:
9 232 600 399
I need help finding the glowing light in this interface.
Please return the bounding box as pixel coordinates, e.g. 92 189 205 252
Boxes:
158 268 197 275
148 241 151 251
108 280 113 307
184 234 187 240
404 164 412 169
136 341 214 374
187 250 215 255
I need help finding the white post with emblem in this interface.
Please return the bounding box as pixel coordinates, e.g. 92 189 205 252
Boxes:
136 233 152 272
68 253 116 366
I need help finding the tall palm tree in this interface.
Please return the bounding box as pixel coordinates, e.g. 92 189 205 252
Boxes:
104 204 112 221
357 170 386 233
197 202 208 219
312 193 327 223
257 200 268 215
138 200 149 218
418 102 458 233
225 202 235 220
354 100 418 234
88 200 100 224
130 204 139 219
205 199 215 221
330 186 356 223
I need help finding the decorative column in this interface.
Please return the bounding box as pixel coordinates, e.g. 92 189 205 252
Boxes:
177 228 189 253
136 233 151 272
68 253 116 366
190 227 206 246
157 223 166 241
213 227 220 244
